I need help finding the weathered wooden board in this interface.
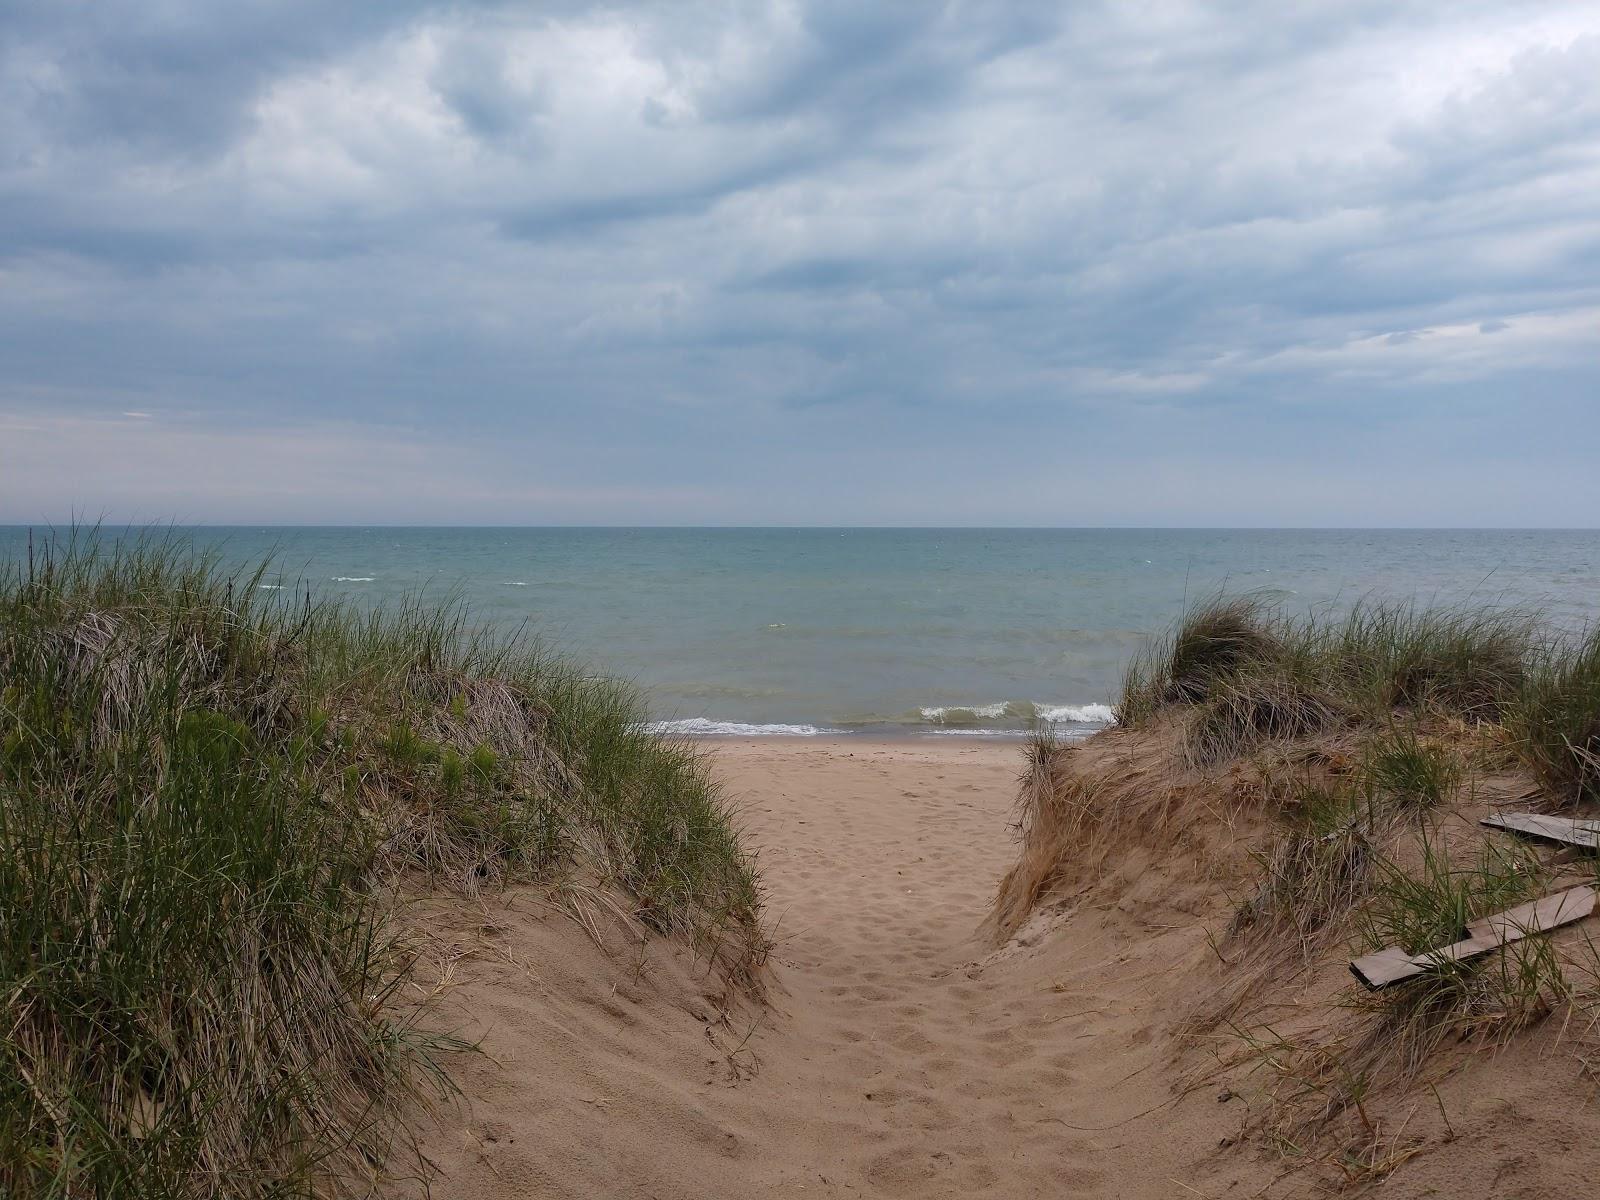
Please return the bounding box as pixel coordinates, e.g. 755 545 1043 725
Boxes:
1480 811 1600 851
1350 885 1597 990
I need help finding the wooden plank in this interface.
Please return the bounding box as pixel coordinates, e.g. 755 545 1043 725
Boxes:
1350 885 1597 991
1349 946 1420 989
1480 811 1600 851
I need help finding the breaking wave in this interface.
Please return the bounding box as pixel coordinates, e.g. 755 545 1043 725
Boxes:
918 701 1114 727
647 718 839 738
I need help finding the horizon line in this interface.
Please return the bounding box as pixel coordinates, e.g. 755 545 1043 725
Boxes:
3 523 1599 534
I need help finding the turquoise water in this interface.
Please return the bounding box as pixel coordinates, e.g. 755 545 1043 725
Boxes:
3 528 1596 737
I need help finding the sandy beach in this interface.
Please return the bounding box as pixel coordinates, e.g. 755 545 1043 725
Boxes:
408 737 1252 1198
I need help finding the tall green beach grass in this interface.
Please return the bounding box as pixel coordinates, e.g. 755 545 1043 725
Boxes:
1511 625 1600 805
1119 593 1600 813
1119 593 1549 754
0 532 765 1198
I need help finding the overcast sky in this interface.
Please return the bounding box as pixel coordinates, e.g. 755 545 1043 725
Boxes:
2 2 1597 526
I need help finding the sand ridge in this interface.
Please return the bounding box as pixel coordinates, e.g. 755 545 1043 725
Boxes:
409 738 1257 1198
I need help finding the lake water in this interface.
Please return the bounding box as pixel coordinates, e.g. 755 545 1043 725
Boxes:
3 527 1596 738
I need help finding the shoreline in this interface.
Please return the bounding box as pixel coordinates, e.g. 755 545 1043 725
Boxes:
646 704 1117 743
702 734 1033 751
693 731 1041 744
666 722 1111 744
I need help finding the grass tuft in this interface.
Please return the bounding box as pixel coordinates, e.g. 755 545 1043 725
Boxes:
1185 675 1344 768
1164 596 1279 702
1122 596 1537 764
990 730 1096 936
1326 603 1533 719
1510 626 1600 805
1231 782 1375 950
1355 726 1462 813
1119 595 1277 722
1348 836 1562 1075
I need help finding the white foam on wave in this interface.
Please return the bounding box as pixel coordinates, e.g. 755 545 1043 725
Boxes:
1035 703 1116 725
648 718 838 738
258 584 283 590
503 580 528 587
919 701 1115 726
920 702 1010 722
920 727 1028 738
332 576 375 583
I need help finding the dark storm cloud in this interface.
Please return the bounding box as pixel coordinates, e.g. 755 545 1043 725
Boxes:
2 2 421 156
1 1 1598 525
692 1 1058 125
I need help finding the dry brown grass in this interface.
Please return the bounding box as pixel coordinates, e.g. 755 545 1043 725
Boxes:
1183 675 1347 768
991 717 1266 941
991 734 1098 936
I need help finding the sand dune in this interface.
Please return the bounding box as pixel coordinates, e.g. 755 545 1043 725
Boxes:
409 738 1273 1198
415 729 1600 1198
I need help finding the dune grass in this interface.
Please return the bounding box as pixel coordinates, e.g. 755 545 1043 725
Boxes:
1184 673 1344 768
991 730 1094 935
1355 725 1462 813
1117 595 1277 724
1226 725 1465 941
1229 782 1376 951
1009 592 1600 1176
1511 626 1600 806
0 531 765 1198
1341 835 1570 1085
1121 595 1540 761
1125 593 1600 809
1020 595 1592 946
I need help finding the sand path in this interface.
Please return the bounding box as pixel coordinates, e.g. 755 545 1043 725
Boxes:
716 740 1222 1198
415 740 1236 1198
